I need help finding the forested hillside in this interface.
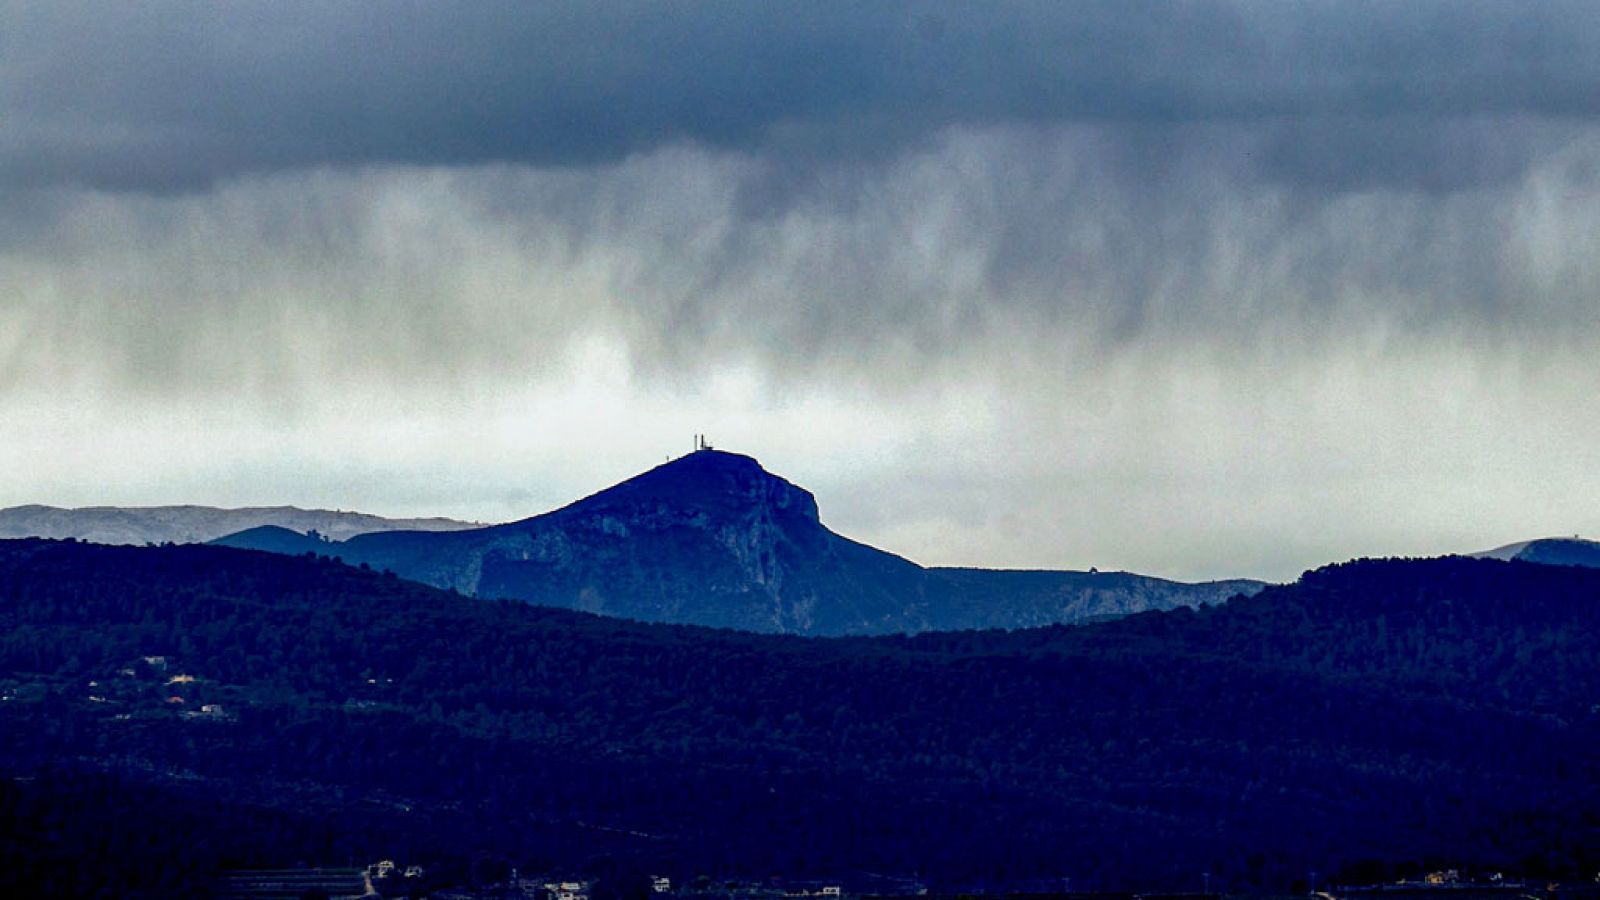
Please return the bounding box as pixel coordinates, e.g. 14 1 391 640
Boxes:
2 539 1597 897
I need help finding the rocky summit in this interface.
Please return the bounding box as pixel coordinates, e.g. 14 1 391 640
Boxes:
215 450 1263 635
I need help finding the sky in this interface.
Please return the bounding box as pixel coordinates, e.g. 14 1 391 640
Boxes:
3 1 1600 582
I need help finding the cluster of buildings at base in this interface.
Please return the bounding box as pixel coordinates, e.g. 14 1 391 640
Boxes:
218 863 865 900
1323 871 1600 900
36 653 238 723
214 864 1600 900
432 872 847 900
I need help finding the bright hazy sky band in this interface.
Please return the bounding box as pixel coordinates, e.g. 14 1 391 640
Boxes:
3 1 1599 582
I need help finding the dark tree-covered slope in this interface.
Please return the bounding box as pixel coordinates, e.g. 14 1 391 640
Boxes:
213 450 1262 634
2 539 1598 896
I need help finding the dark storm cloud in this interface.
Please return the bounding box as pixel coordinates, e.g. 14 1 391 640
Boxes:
2 0 1598 385
5 0 1600 192
6 2 1600 581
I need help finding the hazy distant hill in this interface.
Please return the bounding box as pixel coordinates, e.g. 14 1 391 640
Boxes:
1 540 1596 893
215 450 1263 634
1475 536 1600 569
0 503 480 546
210 524 338 555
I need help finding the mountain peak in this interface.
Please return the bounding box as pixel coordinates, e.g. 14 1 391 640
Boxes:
550 449 822 524
215 450 1264 635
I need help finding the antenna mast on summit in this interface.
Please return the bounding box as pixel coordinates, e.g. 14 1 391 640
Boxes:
693 433 714 452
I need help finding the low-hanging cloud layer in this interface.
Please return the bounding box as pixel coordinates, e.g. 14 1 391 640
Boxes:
3 1 1599 581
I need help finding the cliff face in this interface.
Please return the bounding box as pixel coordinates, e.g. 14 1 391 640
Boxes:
463 452 923 633
223 450 1264 635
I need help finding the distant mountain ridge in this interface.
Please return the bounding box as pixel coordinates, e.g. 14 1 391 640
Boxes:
214 449 1264 634
0 504 481 546
1475 536 1600 569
